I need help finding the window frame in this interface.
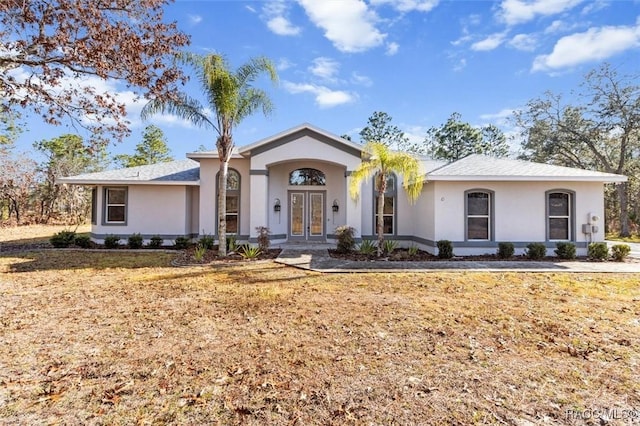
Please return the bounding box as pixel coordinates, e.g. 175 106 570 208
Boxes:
546 190 575 241
464 189 494 241
216 168 241 235
102 187 128 225
373 173 396 236
91 187 97 225
288 168 326 186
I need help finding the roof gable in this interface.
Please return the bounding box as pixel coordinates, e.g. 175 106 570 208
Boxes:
239 123 362 158
427 154 627 182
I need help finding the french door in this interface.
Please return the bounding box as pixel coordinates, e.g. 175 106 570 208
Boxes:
288 191 325 241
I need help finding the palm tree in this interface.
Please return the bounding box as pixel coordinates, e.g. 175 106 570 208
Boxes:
141 53 278 256
349 142 424 257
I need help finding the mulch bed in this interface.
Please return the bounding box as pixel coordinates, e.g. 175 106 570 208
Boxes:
174 247 282 266
328 248 636 263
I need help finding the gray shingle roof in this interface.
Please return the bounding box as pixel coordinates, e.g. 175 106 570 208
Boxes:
427 154 626 182
57 159 200 185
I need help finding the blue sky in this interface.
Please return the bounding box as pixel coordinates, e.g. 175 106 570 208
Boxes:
13 0 640 162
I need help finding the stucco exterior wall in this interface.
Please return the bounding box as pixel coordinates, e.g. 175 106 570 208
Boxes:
267 161 348 239
197 157 250 239
249 135 362 171
92 185 190 243
431 180 606 255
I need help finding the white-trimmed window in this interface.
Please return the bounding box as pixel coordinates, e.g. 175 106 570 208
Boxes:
466 191 492 240
547 191 572 240
104 187 127 224
374 173 396 235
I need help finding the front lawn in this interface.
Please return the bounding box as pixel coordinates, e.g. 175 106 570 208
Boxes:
1 251 638 424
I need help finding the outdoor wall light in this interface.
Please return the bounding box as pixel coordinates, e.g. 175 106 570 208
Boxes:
274 198 281 212
332 199 339 213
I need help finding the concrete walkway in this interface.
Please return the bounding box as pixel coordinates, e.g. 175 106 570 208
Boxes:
275 245 640 273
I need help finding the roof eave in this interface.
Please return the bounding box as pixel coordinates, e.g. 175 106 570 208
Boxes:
426 175 628 183
56 179 201 186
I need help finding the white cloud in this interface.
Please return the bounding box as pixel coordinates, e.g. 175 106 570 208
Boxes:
471 32 508 51
369 0 439 13
309 57 340 81
282 81 356 108
403 125 429 147
544 19 583 34
297 0 386 52
262 1 301 36
188 14 202 25
276 58 294 71
453 57 467 72
532 21 640 72
351 72 373 87
498 0 584 25
479 108 517 126
509 33 538 51
386 41 400 55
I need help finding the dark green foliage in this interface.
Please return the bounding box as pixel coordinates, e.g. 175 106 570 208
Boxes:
50 230 76 248
74 234 91 248
588 242 609 261
240 244 261 259
198 234 215 250
335 225 355 253
148 235 163 248
104 234 120 249
383 239 398 255
128 233 143 249
256 226 270 251
173 236 190 250
525 243 547 260
554 242 576 259
358 240 376 255
226 235 237 252
437 240 453 259
497 242 515 259
611 244 631 262
113 125 173 168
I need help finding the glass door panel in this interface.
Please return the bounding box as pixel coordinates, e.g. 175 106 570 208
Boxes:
309 193 323 236
290 193 304 237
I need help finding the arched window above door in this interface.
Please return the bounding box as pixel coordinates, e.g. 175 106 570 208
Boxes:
289 168 326 186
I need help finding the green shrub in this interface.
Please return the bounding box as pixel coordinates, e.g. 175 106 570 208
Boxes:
104 234 121 249
358 239 376 255
588 242 609 261
497 242 515 259
611 244 631 262
128 233 144 249
74 234 92 248
335 225 356 253
436 240 453 259
256 226 270 251
525 242 547 260
383 239 398 255
554 242 576 260
50 230 76 248
198 234 215 250
408 245 419 256
173 236 190 250
227 235 237 252
148 235 163 248
240 244 261 259
193 244 207 261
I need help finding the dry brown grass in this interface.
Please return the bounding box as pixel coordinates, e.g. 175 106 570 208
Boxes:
0 224 91 245
1 247 639 424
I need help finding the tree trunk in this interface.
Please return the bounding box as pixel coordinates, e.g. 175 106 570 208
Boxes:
376 173 386 257
218 158 228 256
617 182 630 237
